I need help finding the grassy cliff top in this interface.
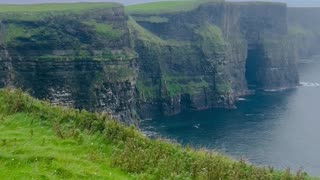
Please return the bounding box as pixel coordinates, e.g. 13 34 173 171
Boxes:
0 2 132 62
0 88 310 179
0 2 121 13
126 0 224 15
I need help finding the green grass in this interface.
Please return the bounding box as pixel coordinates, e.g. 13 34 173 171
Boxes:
126 0 224 15
216 82 232 94
0 114 131 179
128 17 190 46
3 14 133 62
134 16 169 23
136 79 160 101
84 20 124 40
195 22 226 54
126 1 196 15
4 24 29 43
0 3 120 13
161 75 210 97
0 89 312 179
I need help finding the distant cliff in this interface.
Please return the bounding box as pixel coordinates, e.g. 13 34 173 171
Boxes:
288 8 320 59
0 2 299 121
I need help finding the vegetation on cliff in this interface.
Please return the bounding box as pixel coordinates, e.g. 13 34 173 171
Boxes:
0 89 310 179
128 18 220 107
0 3 134 62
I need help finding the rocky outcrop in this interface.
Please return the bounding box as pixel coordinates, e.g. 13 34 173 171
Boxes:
0 2 300 121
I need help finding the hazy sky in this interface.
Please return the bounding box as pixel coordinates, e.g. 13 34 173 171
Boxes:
0 0 319 7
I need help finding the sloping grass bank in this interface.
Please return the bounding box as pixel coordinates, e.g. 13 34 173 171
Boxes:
0 89 310 179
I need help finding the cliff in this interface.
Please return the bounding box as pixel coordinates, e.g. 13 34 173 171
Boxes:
0 3 138 122
288 8 320 59
130 2 299 118
0 2 299 121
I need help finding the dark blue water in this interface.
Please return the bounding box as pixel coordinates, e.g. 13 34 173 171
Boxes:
141 56 320 176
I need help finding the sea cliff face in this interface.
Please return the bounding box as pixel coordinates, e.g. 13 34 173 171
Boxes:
0 2 300 121
0 59 138 122
131 2 299 118
0 4 138 122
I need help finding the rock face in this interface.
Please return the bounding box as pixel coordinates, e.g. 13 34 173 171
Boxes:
236 3 299 89
288 8 320 59
0 60 138 122
0 4 138 122
131 2 299 118
0 2 300 122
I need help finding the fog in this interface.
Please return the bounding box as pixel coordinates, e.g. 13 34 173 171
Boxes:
0 0 319 7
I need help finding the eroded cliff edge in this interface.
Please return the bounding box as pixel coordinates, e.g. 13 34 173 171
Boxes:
0 2 299 121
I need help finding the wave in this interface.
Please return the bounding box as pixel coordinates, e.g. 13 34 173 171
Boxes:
264 87 289 92
194 124 200 129
237 97 247 101
142 130 158 137
300 82 320 87
245 114 265 117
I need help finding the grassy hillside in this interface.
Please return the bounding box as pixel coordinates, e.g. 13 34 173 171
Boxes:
0 89 131 179
0 114 131 179
0 3 120 13
126 0 224 15
0 88 311 179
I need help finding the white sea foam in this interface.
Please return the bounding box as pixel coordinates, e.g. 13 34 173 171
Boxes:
142 130 158 137
194 124 200 129
300 82 320 87
264 87 288 92
237 97 247 101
